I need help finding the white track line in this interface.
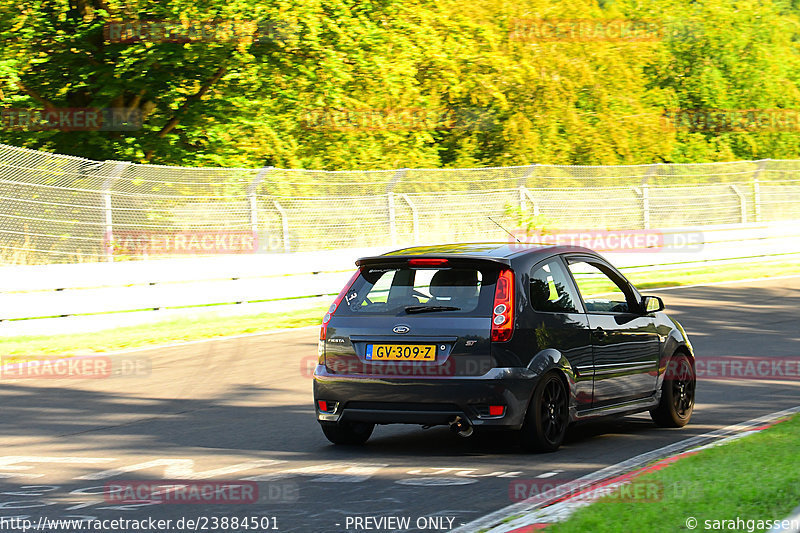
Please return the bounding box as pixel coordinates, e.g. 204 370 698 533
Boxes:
453 405 800 533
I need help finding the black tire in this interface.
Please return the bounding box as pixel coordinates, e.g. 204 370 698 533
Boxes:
320 421 374 445
650 352 695 428
520 372 569 453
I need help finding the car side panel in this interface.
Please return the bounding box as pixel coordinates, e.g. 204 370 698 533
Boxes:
510 258 594 410
587 313 661 405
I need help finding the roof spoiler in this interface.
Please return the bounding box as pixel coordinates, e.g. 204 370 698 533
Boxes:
355 255 512 268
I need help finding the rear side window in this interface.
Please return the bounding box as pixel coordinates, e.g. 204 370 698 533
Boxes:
530 259 581 313
566 259 635 313
336 266 494 316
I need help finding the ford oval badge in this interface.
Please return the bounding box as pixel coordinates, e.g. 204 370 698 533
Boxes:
393 325 410 334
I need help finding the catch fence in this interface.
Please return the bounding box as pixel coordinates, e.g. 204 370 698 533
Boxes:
1 143 799 264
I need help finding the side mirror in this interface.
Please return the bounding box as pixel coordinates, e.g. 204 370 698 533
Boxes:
642 295 665 313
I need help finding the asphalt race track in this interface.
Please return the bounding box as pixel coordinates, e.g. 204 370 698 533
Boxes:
1 277 799 532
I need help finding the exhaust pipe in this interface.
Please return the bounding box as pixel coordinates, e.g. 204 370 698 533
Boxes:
448 416 474 438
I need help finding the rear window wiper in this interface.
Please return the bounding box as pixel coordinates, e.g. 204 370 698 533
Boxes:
404 305 461 314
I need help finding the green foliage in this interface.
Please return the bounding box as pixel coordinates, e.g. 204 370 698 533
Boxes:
504 204 554 235
1 0 800 168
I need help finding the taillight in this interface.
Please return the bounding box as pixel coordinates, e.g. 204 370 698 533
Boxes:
409 258 449 266
491 269 514 342
320 269 361 342
488 405 505 416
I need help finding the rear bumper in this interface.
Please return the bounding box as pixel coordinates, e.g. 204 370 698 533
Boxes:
312 365 538 429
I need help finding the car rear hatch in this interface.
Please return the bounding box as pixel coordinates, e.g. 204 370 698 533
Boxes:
321 256 509 378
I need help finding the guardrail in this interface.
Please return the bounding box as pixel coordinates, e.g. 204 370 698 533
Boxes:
2 221 799 337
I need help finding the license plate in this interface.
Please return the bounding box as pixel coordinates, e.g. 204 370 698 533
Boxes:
366 344 436 361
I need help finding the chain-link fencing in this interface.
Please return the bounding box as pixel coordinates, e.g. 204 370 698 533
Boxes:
1 143 799 264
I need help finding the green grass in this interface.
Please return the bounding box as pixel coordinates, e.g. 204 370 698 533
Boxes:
547 414 800 533
0 305 329 356
623 258 800 290
1 257 798 357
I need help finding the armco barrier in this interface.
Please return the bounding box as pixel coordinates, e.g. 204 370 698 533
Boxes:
1 222 799 336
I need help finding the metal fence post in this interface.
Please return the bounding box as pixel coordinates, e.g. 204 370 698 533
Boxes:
518 166 537 218
102 185 113 262
273 200 290 253
521 187 540 216
641 182 650 230
517 164 537 189
730 185 747 224
386 168 407 246
753 179 762 222
753 160 767 222
399 194 419 244
101 161 130 262
640 164 658 230
388 192 397 246
248 167 273 249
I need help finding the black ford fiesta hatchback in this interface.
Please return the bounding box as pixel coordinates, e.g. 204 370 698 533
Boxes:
313 243 695 452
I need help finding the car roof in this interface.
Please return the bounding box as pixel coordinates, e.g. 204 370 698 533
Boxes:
356 242 599 266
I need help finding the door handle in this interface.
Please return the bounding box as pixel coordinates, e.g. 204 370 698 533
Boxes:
593 327 606 339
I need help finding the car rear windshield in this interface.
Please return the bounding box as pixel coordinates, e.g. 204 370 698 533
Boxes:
336 265 498 317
